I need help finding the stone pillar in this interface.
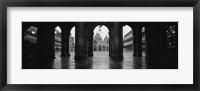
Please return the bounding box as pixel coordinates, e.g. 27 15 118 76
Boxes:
60 27 67 57
110 22 123 60
87 27 94 57
66 32 70 56
60 25 71 57
132 24 143 57
145 23 158 68
88 34 94 56
75 22 88 60
145 23 161 60
37 23 56 62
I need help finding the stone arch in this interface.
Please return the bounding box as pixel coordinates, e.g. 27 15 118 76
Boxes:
54 26 62 51
122 24 134 52
74 22 124 60
87 23 110 56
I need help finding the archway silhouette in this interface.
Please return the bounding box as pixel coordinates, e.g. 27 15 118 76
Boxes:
123 25 134 54
69 26 76 53
92 25 109 55
54 26 62 58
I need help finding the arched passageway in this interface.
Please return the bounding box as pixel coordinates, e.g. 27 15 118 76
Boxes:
22 22 178 69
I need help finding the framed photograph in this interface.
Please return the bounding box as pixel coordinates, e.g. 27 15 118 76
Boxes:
0 0 199 91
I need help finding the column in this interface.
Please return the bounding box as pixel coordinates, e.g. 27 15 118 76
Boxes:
132 24 143 57
60 27 67 57
66 31 70 56
110 22 123 60
145 23 159 68
88 34 94 56
37 23 56 62
145 23 160 60
87 26 94 57
75 22 88 60
60 25 71 57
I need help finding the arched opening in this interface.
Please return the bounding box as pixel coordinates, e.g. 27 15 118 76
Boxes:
53 25 76 69
69 26 76 57
122 25 134 68
123 25 133 52
93 25 109 54
52 26 63 69
122 25 133 59
91 24 110 69
54 26 62 59
122 25 147 69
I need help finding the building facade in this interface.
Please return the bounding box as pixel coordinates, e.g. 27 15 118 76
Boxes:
54 30 61 50
123 28 146 52
93 33 109 51
123 30 133 51
69 36 75 52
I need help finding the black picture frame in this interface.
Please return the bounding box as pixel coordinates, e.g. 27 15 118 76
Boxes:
0 0 199 91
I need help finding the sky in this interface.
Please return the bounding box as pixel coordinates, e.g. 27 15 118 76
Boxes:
55 25 132 39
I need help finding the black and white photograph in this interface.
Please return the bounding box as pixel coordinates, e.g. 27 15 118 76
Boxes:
3 3 195 87
22 22 178 69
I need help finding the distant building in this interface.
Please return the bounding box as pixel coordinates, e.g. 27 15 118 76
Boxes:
69 36 75 52
123 28 145 51
24 26 37 44
123 30 133 51
54 31 61 50
93 33 109 51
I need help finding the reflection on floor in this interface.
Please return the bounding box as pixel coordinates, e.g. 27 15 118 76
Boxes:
52 51 146 69
22 51 147 69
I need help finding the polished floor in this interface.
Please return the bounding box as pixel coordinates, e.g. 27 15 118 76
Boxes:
52 51 147 69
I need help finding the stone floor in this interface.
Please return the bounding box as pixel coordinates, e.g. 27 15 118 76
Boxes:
52 51 147 69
